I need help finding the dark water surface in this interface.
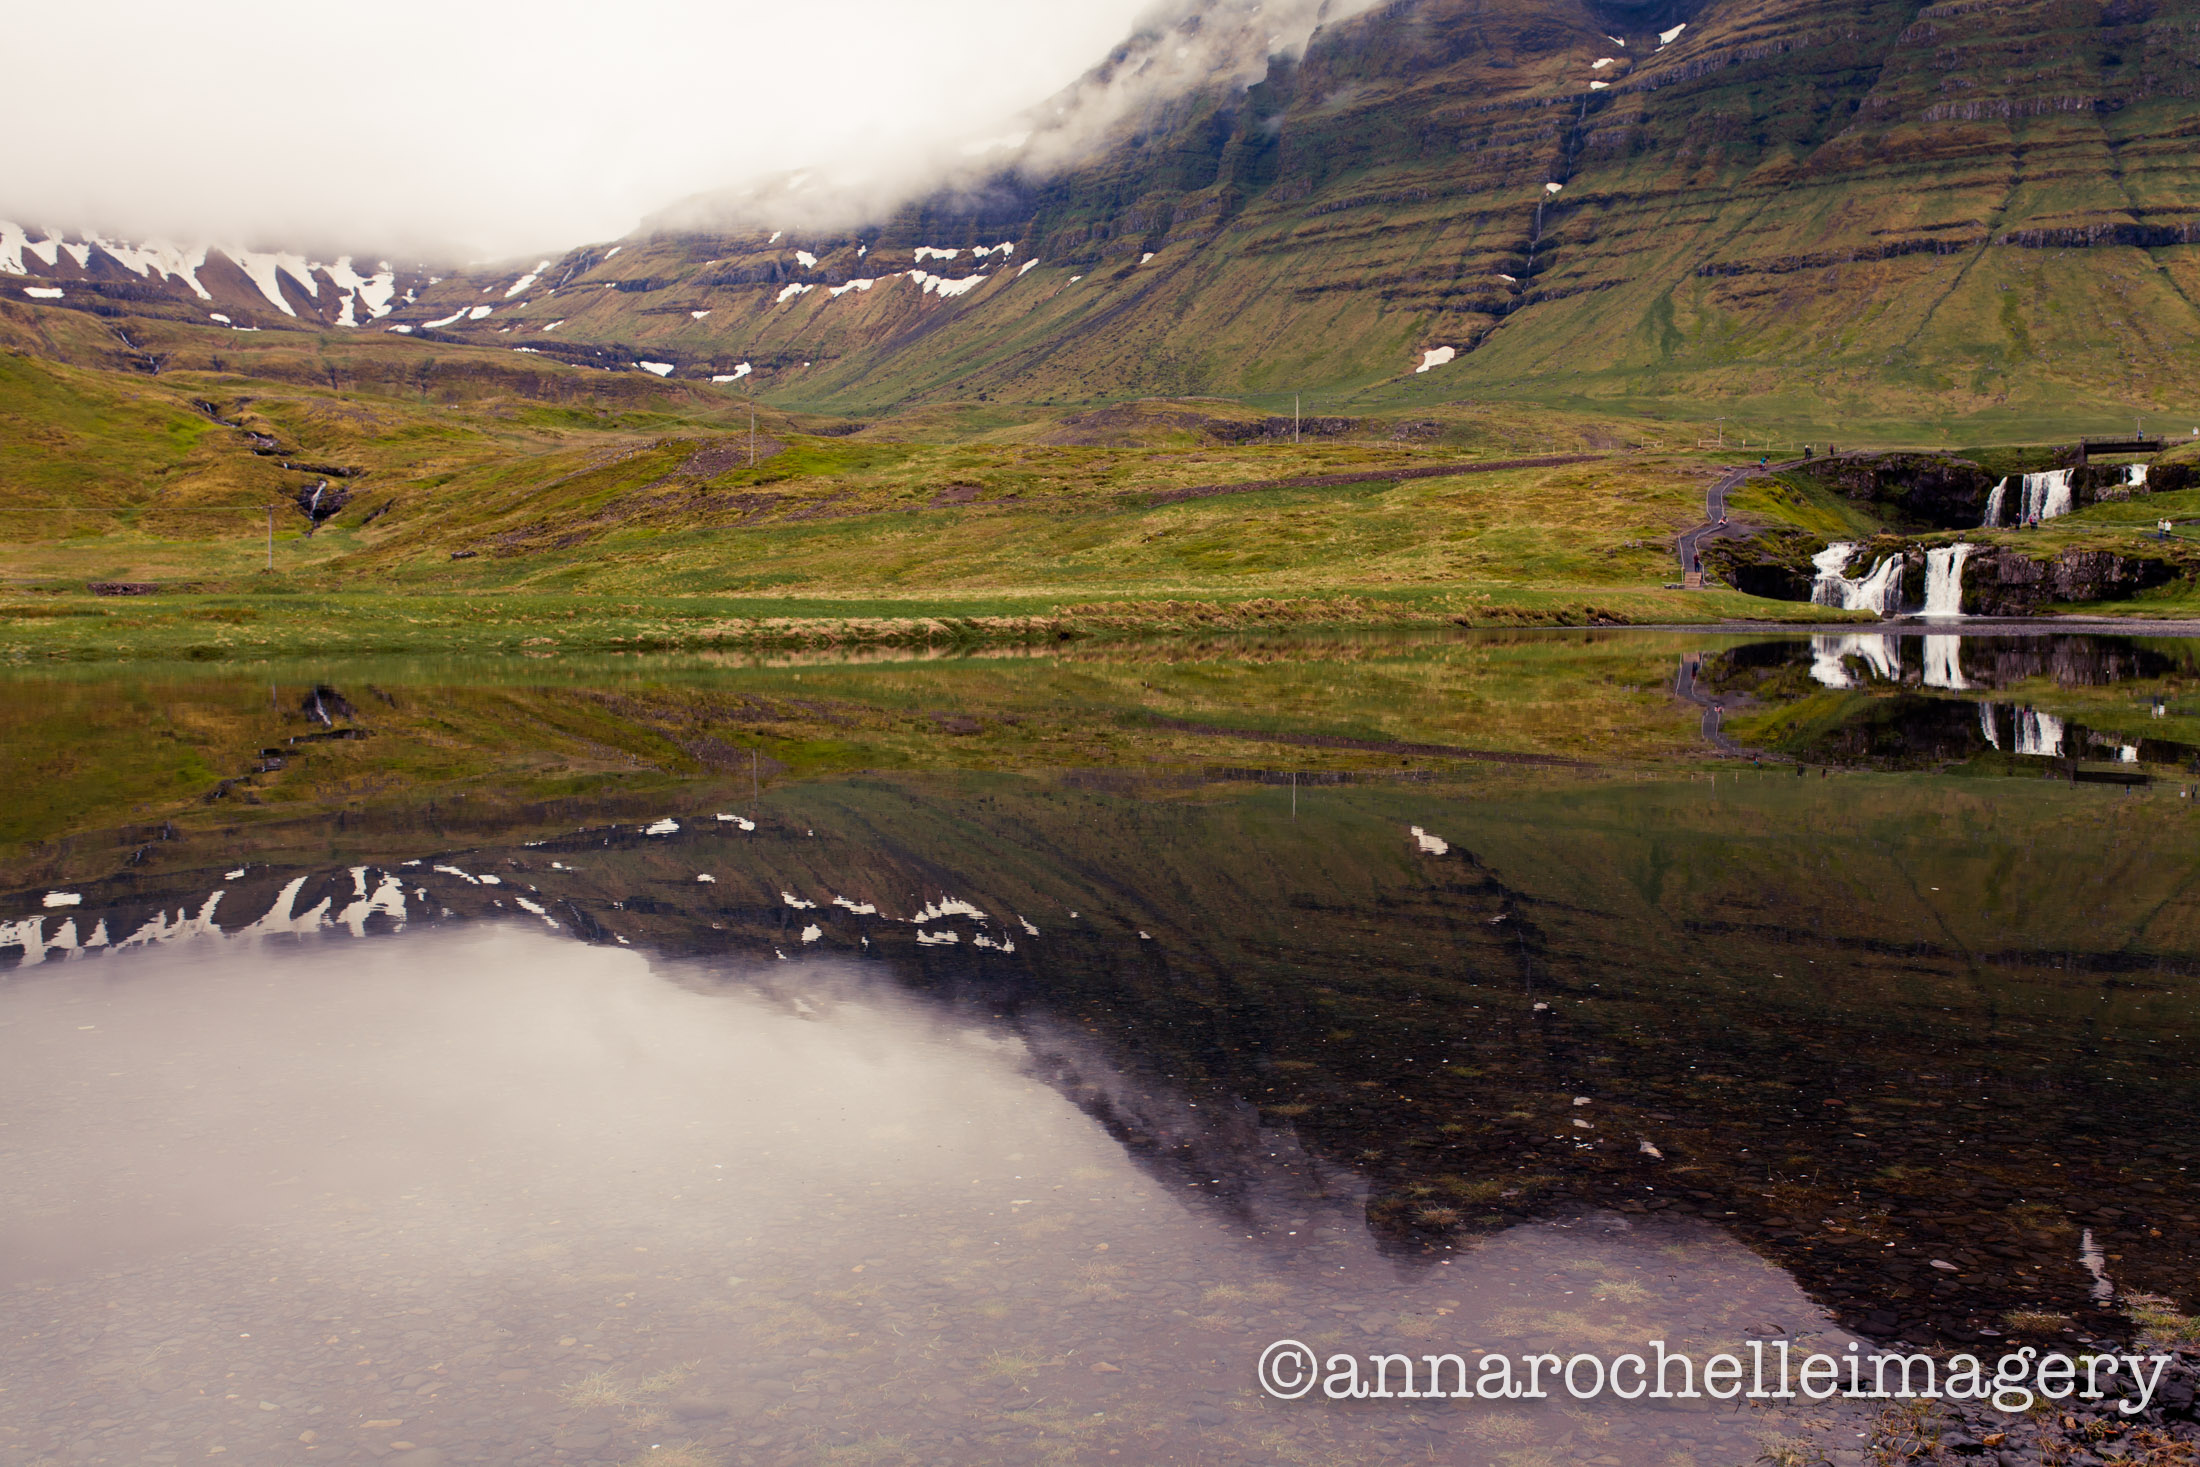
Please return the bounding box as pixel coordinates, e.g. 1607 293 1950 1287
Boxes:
4 630 2198 1467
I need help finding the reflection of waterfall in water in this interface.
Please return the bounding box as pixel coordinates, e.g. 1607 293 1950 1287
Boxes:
1922 636 1970 690
1810 634 1904 689
1811 543 1904 614
1978 703 2001 749
2015 709 2066 758
1922 544 1972 617
1983 480 2007 528
2081 1228 2114 1303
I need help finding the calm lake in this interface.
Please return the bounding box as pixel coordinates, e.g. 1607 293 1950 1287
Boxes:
4 629 2197 1467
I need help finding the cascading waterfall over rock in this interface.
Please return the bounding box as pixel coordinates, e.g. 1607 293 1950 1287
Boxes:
2124 464 2149 488
1922 544 1972 617
1811 543 1904 614
1983 481 2007 529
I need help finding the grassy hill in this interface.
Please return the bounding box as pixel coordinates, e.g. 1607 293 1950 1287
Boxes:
334 0 2200 434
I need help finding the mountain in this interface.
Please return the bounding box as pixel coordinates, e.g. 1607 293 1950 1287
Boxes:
10 0 2200 428
0 222 438 331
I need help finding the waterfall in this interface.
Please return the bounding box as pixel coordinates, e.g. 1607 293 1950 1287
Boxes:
1810 634 1904 690
2125 464 2149 488
2014 709 2066 758
1923 635 1970 690
1978 702 2001 750
1922 544 1972 617
1811 543 1904 614
2014 469 2073 525
1982 479 2007 528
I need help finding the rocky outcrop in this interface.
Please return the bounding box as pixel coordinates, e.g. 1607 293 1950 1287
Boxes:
1967 546 2189 616
1697 527 1826 601
1791 453 1999 530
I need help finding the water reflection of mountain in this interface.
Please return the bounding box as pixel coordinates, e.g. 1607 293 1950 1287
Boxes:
10 769 2199 1356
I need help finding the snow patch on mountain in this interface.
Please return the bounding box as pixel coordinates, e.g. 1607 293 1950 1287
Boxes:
505 259 551 298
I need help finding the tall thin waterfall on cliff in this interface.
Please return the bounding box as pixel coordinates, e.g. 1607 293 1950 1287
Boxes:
1983 480 2008 528
1811 543 1904 614
2015 709 2067 758
2017 469 2074 524
1923 636 1970 690
1923 544 1972 617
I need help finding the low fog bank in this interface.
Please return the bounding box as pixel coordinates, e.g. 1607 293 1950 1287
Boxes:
649 0 1385 239
2 0 1378 265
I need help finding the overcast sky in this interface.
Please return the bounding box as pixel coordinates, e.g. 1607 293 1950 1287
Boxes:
2 1 1164 263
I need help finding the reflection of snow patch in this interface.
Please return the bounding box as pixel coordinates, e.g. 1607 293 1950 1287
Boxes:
916 929 958 946
433 864 480 884
913 896 987 924
42 891 82 908
645 818 681 836
1019 915 1040 936
832 896 878 916
801 924 823 943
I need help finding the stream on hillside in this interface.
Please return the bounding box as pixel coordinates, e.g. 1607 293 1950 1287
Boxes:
4 630 2198 1467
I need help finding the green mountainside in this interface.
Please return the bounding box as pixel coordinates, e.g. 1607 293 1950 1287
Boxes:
5 0 2200 636
369 0 2200 429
